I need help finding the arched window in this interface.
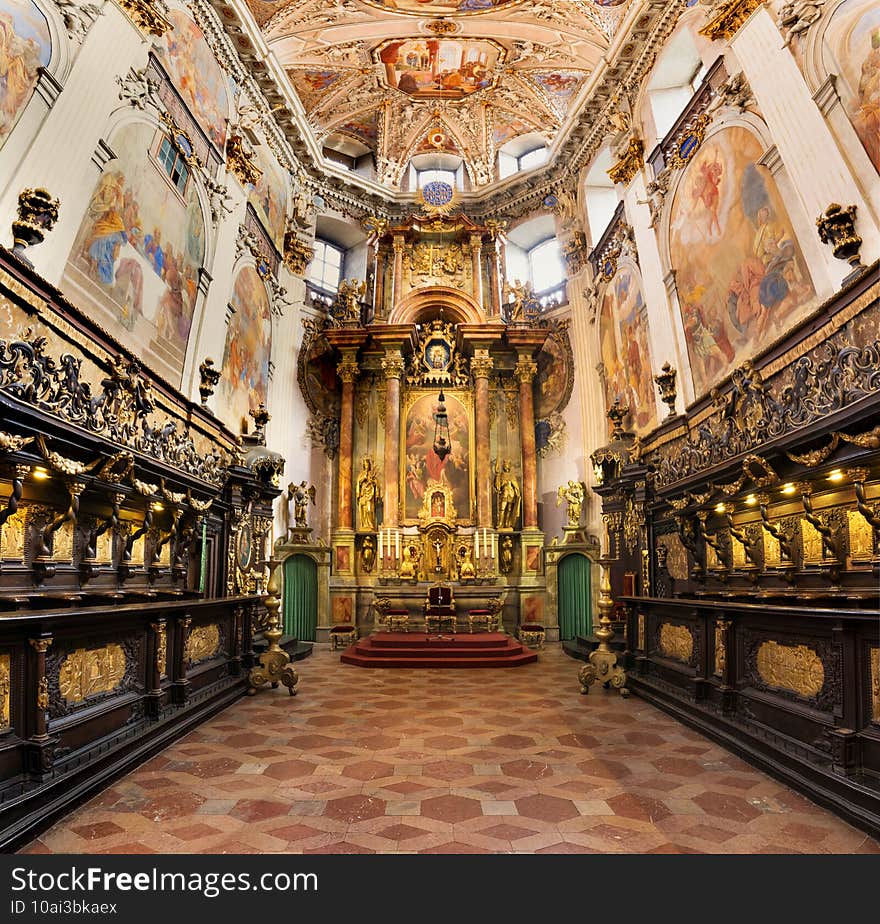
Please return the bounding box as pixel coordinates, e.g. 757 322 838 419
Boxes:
583 147 618 245
308 239 344 293
408 153 465 191
498 132 548 179
505 215 566 306
644 27 707 145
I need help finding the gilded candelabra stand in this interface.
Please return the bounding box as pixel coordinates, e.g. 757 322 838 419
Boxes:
247 558 298 696
578 557 629 697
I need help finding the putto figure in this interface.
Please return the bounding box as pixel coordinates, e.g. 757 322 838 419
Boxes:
493 459 522 531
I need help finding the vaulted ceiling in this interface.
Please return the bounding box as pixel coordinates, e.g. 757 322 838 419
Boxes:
245 0 632 189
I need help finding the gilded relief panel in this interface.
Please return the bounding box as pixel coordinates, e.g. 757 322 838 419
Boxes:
800 517 824 564
848 509 875 561
0 507 27 559
744 631 840 711
185 623 221 665
656 533 688 581
58 644 127 704
659 623 694 664
0 653 10 728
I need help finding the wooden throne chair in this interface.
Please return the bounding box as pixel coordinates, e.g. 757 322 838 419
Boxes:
424 582 456 634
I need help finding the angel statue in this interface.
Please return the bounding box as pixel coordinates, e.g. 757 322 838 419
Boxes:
333 279 366 325
557 480 588 529
502 279 540 324
288 481 316 529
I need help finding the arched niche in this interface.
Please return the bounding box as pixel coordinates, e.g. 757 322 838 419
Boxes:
661 120 819 399
596 256 658 436
805 0 880 179
59 116 210 388
388 285 485 325
0 0 72 160
215 261 274 437
156 6 232 154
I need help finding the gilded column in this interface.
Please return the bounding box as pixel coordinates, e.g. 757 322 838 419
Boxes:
472 349 494 527
29 636 52 742
337 350 360 530
515 355 539 529
391 233 406 311
469 233 484 309
381 351 405 525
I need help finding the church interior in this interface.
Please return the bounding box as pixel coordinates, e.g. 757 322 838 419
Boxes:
0 0 878 856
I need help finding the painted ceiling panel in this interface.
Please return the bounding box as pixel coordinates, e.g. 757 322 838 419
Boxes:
248 0 632 187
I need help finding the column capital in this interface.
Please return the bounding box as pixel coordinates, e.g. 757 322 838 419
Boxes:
514 357 538 384
392 233 406 253
381 354 406 380
471 349 494 380
337 351 360 384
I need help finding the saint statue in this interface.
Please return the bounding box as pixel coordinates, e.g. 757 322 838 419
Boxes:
361 535 376 573
356 457 380 531
399 544 417 580
493 459 522 531
499 536 514 574
556 480 587 529
458 546 475 580
288 480 316 529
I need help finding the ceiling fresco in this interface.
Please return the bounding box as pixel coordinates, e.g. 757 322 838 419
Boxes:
247 0 633 188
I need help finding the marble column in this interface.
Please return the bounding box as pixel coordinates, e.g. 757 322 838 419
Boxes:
373 243 389 319
336 350 359 530
515 355 539 529
486 240 503 319
381 351 405 525
391 234 406 312
472 349 494 527
470 233 484 310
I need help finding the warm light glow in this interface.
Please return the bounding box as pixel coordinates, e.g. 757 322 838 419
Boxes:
746 494 757 506
782 483 797 495
714 503 726 513
828 469 845 483
151 502 164 512
32 466 50 480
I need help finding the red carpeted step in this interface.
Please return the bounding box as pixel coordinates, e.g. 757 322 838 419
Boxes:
340 632 538 668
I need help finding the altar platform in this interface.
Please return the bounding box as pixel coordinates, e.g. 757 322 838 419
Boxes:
340 632 538 668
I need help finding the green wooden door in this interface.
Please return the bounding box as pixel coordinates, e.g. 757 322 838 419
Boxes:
558 553 591 641
283 554 317 641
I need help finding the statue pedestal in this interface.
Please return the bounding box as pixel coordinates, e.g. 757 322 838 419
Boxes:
287 527 313 545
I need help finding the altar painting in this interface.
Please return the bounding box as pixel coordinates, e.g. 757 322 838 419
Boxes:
403 392 472 520
669 127 816 397
0 0 50 148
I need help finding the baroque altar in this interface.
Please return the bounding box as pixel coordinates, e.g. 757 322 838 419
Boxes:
298 208 569 640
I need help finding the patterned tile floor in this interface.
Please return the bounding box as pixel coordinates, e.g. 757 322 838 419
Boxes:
21 647 880 854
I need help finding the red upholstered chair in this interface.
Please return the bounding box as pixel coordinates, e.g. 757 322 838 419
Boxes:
518 623 545 650
373 596 409 632
468 597 503 633
330 624 357 650
424 583 456 634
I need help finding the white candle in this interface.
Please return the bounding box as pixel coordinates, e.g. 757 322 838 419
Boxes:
395 530 400 561
491 532 496 560
475 530 480 559
378 530 383 561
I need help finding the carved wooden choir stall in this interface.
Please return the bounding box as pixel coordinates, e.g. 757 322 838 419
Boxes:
0 245 289 850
